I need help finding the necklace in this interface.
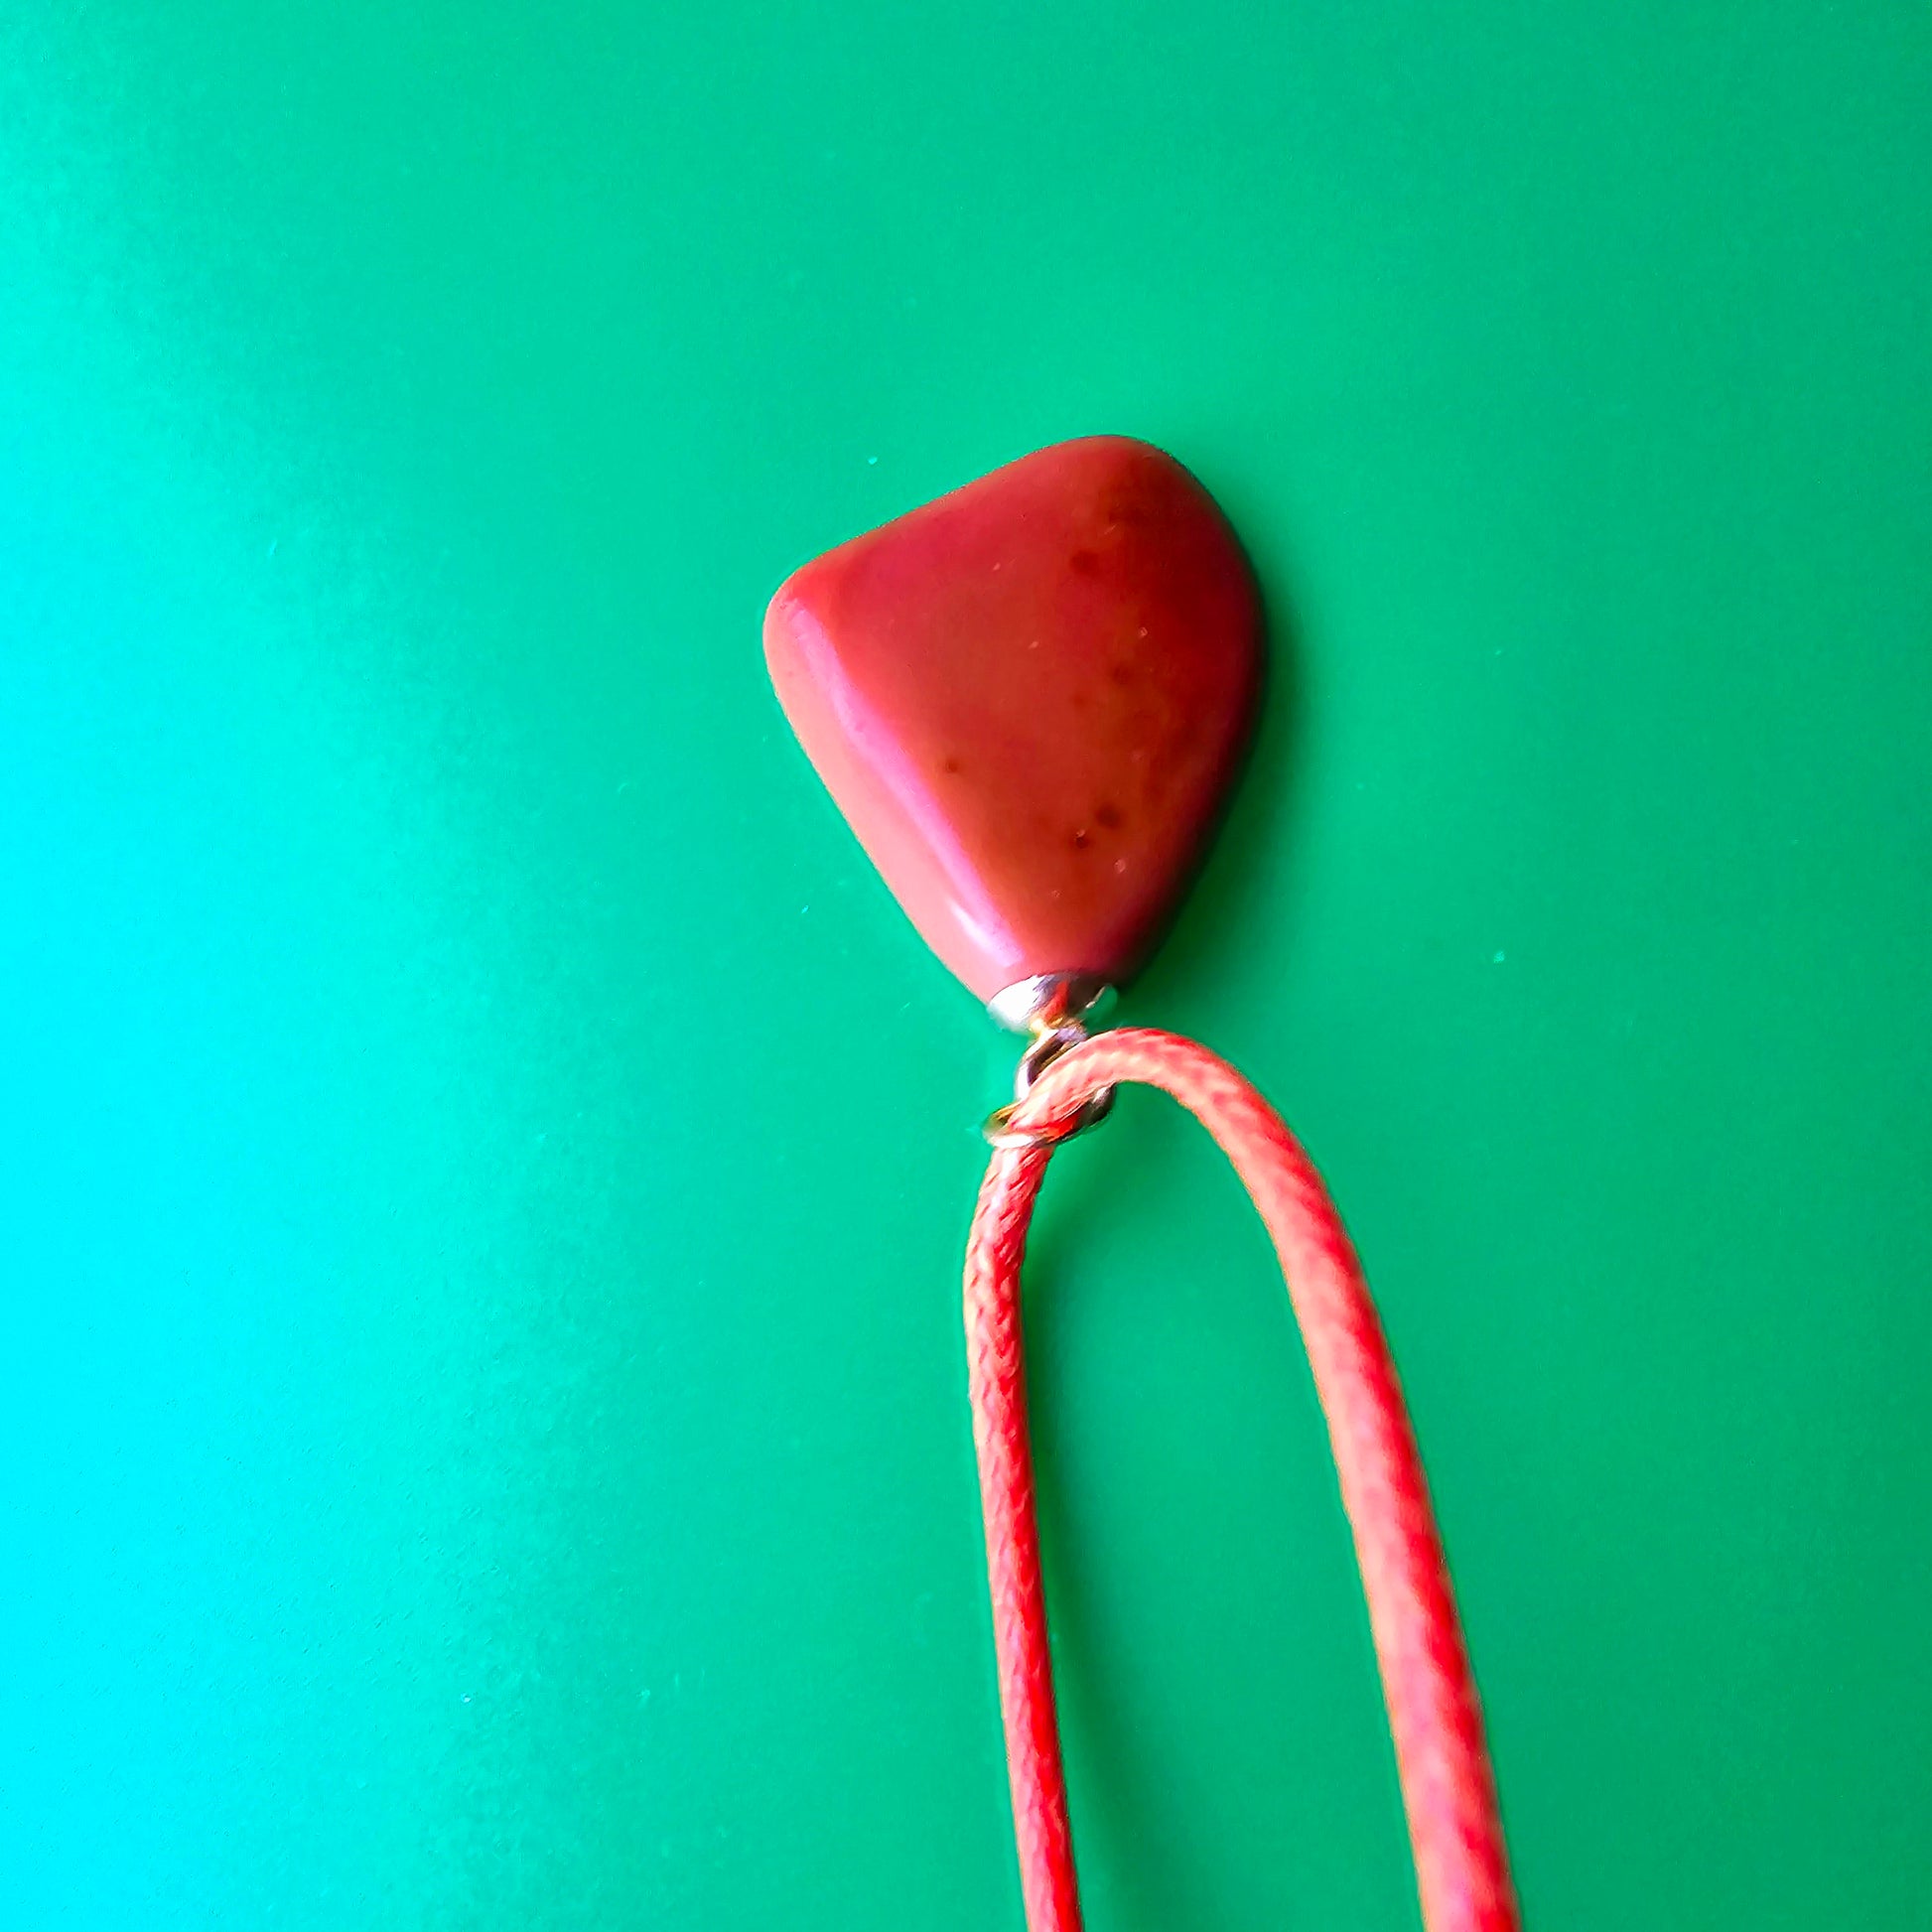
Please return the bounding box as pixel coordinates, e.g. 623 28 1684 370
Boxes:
764 435 1517 1932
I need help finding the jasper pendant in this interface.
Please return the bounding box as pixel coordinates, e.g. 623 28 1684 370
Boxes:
764 436 1261 1024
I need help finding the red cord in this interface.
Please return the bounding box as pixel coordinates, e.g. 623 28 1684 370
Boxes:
963 1028 1519 1932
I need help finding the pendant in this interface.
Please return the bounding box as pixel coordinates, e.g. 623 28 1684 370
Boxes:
764 435 1261 1025
764 437 1519 1932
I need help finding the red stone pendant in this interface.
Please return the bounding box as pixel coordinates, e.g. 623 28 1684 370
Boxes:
764 436 1261 1022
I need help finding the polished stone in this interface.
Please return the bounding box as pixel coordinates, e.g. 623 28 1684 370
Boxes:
764 436 1262 1004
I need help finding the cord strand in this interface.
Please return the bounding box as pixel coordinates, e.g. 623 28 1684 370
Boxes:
962 1027 1519 1932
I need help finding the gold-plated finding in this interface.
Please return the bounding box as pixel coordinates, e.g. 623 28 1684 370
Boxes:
981 1015 1116 1150
982 1091 1114 1151
985 972 1114 1035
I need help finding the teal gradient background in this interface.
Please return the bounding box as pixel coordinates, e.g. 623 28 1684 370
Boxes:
3 5 1929 1928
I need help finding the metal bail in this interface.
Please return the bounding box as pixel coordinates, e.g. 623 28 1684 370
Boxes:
982 1009 1117 1151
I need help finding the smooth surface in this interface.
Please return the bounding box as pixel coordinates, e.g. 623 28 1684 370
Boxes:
765 437 1261 1002
2 7 1929 1931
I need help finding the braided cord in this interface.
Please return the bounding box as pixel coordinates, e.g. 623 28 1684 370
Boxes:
962 1027 1518 1932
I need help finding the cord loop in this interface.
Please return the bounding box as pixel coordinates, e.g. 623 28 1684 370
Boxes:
963 1027 1518 1932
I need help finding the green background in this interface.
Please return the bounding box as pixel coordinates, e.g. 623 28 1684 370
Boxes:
4 4 1929 1927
